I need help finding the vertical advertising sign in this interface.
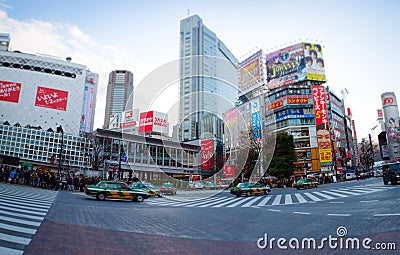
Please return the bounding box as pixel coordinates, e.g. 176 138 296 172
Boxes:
139 111 154 133
251 100 261 142
201 139 214 170
312 86 332 163
0 80 21 103
381 92 400 160
35 86 68 111
80 73 97 133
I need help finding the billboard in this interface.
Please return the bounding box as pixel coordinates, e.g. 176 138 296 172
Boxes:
287 96 310 105
223 164 236 178
225 107 239 127
139 111 168 134
201 139 214 170
120 109 139 128
109 113 121 129
35 86 68 111
266 43 326 90
238 50 263 95
139 111 154 133
312 86 332 163
381 92 400 160
80 72 97 134
0 80 21 103
251 100 261 141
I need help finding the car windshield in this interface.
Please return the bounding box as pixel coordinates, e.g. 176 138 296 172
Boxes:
162 183 174 188
237 183 248 188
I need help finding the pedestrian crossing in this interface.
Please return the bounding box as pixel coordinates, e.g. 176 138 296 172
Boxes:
145 185 397 209
0 184 57 255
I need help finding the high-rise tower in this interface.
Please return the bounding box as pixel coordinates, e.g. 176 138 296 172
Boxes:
103 70 134 128
178 14 238 142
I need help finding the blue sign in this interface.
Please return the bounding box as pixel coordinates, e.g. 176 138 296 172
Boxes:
252 111 261 140
121 154 127 162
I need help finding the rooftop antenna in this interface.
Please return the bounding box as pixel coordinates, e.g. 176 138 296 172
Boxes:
188 9 190 18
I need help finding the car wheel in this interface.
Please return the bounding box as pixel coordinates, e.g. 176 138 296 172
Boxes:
315 184 318 188
383 180 388 185
236 194 241 198
135 195 144 202
296 187 300 190
96 193 106 201
264 190 269 195
246 191 251 197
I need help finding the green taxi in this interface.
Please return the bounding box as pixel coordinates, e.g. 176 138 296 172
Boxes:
129 182 161 197
230 182 271 197
293 178 318 190
85 181 149 202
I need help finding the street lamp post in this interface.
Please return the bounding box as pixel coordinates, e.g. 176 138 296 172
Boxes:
57 125 64 175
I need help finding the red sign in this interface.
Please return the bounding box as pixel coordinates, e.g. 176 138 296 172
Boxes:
0 81 21 103
312 86 328 126
287 97 309 104
268 100 283 110
383 97 394 105
35 86 68 111
201 139 214 170
139 111 154 132
223 164 236 178
377 109 383 118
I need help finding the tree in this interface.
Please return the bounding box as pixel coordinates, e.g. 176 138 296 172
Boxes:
90 135 105 171
267 132 297 179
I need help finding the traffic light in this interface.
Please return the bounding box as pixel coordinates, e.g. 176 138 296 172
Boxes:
50 155 55 164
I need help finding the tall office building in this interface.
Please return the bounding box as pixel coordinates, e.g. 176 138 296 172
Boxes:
103 70 134 128
179 14 238 143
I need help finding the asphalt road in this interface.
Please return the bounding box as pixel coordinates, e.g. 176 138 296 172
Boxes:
1 178 399 255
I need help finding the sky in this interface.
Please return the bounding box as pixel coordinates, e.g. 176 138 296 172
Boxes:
0 0 399 140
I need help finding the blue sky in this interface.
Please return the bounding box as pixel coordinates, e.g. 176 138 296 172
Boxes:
1 0 399 139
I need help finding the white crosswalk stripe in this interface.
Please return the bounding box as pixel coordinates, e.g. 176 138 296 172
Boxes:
143 184 395 208
0 184 57 255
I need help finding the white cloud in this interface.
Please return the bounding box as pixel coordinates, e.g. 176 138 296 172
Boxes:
0 10 153 130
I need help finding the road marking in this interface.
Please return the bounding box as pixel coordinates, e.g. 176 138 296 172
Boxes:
327 214 351 217
303 193 321 201
360 200 379 203
0 209 44 220
284 194 293 204
182 197 226 207
312 191 335 200
0 222 37 234
227 197 254 208
0 205 47 216
0 201 48 213
374 213 400 217
0 246 24 255
212 197 244 208
294 194 307 203
320 190 348 198
0 215 41 227
332 189 358 196
0 197 51 209
0 232 31 245
241 196 264 207
293 211 310 215
329 201 344 204
198 197 236 208
271 195 282 205
257 196 272 206
268 209 281 212
347 188 371 193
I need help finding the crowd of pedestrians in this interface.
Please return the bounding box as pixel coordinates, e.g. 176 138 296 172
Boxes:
0 165 102 191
